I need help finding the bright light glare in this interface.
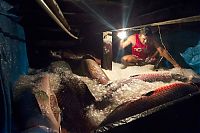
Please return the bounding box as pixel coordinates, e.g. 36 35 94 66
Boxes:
117 31 127 40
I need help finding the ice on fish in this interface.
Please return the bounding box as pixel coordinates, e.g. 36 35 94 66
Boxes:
84 62 200 126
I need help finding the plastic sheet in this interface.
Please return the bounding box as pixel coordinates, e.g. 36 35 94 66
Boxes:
0 1 28 132
181 41 200 74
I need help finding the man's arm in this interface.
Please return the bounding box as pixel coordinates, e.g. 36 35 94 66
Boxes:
120 35 135 49
151 37 181 68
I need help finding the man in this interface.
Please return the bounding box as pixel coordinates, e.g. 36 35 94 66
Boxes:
119 27 180 69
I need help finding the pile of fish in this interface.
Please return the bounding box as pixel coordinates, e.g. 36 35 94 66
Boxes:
13 73 61 133
14 60 98 133
99 82 199 127
13 59 200 133
85 71 200 130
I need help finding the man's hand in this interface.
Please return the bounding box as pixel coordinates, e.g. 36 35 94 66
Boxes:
145 57 156 64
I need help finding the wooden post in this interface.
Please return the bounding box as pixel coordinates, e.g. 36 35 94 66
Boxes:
102 31 112 70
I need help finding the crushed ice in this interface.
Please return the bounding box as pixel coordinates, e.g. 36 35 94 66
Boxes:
83 63 200 126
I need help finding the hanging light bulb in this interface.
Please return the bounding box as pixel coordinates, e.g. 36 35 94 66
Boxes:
117 31 127 40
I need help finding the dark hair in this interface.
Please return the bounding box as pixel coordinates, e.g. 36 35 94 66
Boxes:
140 26 152 36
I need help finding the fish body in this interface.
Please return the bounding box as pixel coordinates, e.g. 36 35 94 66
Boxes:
130 73 173 82
13 74 61 132
81 58 109 84
100 82 199 127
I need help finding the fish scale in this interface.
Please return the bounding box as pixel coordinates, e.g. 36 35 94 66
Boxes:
152 82 198 95
131 73 173 82
99 82 199 127
104 72 174 100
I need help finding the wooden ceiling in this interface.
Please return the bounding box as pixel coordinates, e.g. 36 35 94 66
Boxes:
19 0 200 46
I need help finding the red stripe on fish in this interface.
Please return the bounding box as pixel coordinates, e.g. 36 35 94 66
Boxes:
105 72 174 99
131 73 173 82
152 82 199 95
99 82 199 127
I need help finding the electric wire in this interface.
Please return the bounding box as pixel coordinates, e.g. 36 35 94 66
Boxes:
158 25 166 49
154 25 165 68
157 25 179 68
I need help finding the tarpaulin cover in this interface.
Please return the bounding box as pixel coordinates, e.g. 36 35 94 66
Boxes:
181 41 200 74
0 1 29 133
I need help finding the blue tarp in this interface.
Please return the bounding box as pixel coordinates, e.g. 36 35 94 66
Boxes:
0 1 29 133
181 41 200 74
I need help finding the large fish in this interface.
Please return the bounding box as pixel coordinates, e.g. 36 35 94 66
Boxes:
48 61 72 75
53 75 96 133
48 61 96 132
81 58 110 85
13 74 61 133
131 73 188 82
50 50 101 65
103 72 187 100
131 72 173 82
99 82 199 127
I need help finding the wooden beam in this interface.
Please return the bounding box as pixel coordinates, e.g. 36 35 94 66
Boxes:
102 31 112 70
35 0 78 39
111 15 200 31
